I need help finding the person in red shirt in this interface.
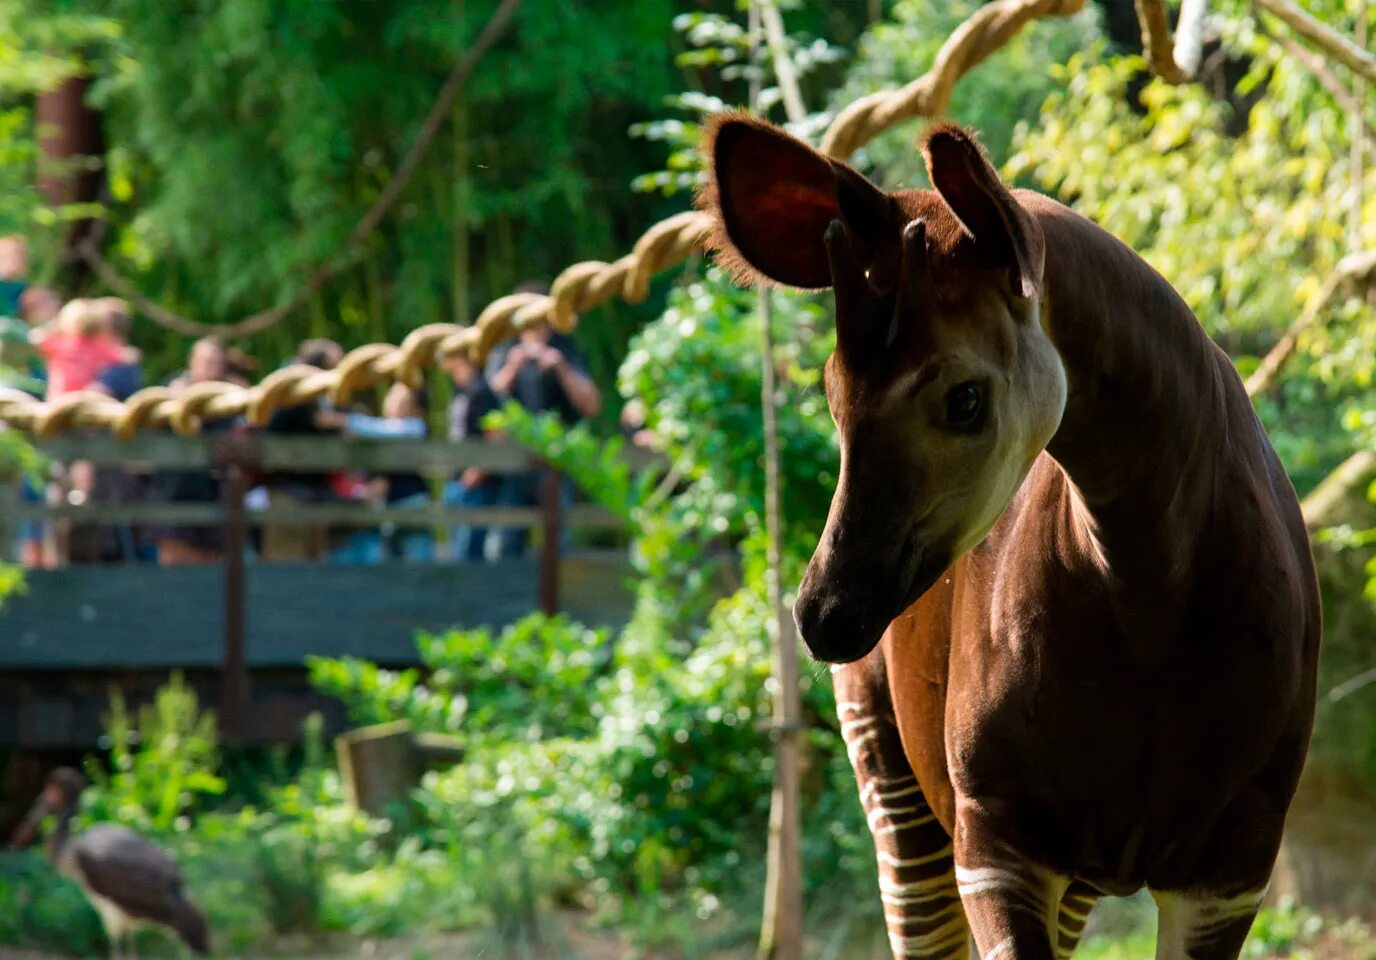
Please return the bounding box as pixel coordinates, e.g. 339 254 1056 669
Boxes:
31 298 128 399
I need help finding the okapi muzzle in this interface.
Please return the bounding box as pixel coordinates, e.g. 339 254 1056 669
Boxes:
794 498 948 663
794 220 949 664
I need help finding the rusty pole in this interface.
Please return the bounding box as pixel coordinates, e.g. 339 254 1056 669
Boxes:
217 439 251 743
537 466 563 616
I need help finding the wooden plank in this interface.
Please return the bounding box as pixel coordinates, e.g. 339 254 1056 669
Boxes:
0 667 349 749
32 433 661 473
13 501 624 530
0 552 634 669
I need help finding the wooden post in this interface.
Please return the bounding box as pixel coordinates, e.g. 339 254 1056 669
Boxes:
752 4 804 958
215 437 252 743
0 464 18 567
537 465 563 615
336 720 465 817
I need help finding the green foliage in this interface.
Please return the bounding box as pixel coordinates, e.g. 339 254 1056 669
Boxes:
1245 900 1327 959
630 10 845 198
309 613 612 744
834 0 1099 179
8 0 696 385
0 849 106 956
0 0 119 254
487 402 655 524
1010 43 1374 496
83 672 225 833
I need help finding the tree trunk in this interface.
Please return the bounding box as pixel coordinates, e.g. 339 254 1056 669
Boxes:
36 74 103 289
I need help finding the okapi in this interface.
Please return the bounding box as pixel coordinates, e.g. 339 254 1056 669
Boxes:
700 115 1320 960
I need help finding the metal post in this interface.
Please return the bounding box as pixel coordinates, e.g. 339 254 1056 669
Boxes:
537 465 562 616
215 439 251 743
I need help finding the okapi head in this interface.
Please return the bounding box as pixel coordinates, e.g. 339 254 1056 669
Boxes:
700 115 1067 663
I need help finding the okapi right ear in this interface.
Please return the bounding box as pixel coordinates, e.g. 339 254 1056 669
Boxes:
922 123 1043 299
698 113 897 289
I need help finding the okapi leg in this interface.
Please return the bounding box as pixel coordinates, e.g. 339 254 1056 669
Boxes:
1055 882 1098 959
953 858 1069 960
1151 888 1267 960
833 660 968 960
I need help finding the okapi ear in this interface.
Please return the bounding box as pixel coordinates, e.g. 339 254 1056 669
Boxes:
921 123 1043 300
698 112 897 289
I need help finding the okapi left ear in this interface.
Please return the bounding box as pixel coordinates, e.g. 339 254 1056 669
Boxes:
922 123 1043 300
697 112 899 290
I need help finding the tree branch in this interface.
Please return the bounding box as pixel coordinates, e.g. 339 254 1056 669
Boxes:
1134 0 1212 83
1302 449 1376 528
1263 22 1376 141
1245 249 1376 399
78 0 523 340
1253 0 1376 86
760 0 807 126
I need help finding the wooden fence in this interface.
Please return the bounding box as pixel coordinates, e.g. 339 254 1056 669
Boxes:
0 432 653 749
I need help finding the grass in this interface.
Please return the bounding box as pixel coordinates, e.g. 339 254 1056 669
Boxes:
1078 934 1156 960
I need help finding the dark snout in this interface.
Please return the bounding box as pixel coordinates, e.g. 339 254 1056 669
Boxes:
793 571 890 664
793 522 950 664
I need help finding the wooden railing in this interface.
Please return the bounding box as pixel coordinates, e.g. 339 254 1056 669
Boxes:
0 432 655 747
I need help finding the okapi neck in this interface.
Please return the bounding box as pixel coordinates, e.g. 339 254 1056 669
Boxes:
1026 193 1230 589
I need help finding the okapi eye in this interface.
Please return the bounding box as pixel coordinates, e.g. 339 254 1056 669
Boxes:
945 382 983 427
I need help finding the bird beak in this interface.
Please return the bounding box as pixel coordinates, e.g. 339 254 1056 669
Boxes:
8 798 51 850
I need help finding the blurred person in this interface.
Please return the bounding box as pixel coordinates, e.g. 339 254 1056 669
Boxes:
1 287 58 385
80 299 146 562
28 299 128 564
19 286 61 326
619 398 658 451
259 338 344 562
153 337 236 566
0 235 28 317
329 382 434 564
9 287 61 567
89 298 142 401
225 346 256 387
442 352 502 562
484 281 601 558
31 298 128 399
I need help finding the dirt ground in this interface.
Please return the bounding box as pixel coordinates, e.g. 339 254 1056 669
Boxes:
0 911 762 960
0 918 1367 960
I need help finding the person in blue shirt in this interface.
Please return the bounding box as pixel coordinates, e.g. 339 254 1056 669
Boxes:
327 381 434 564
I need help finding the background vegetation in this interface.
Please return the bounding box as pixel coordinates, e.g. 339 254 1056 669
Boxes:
2 0 1375 956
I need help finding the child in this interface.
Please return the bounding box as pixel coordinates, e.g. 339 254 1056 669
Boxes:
31 298 128 399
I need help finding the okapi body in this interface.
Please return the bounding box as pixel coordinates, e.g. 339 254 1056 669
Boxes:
702 116 1320 960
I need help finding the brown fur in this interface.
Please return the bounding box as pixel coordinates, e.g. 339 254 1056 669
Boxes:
702 116 1320 957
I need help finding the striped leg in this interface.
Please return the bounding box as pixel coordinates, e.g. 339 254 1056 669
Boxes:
1055 882 1098 959
834 663 968 960
1151 888 1267 960
954 860 1068 960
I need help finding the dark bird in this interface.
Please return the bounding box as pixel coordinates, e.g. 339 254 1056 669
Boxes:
10 768 210 958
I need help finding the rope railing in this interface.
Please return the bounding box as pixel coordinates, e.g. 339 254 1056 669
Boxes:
0 0 1092 438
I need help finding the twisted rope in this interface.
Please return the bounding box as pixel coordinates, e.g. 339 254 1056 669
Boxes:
0 0 1086 438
